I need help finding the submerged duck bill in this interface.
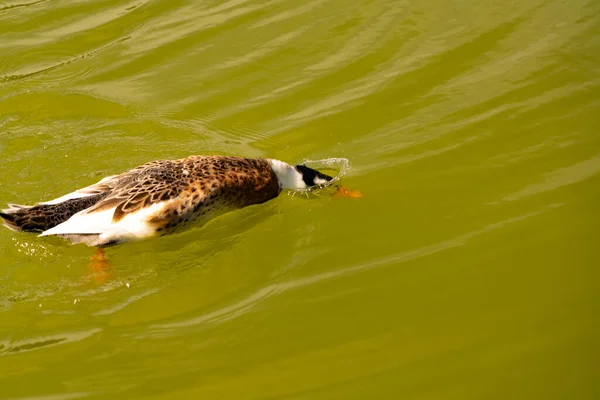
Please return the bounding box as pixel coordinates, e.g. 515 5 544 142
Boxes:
333 186 363 198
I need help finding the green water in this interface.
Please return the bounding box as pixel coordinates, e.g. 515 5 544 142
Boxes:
1 0 598 398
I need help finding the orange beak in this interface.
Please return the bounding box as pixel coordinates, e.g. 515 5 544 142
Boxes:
333 186 363 198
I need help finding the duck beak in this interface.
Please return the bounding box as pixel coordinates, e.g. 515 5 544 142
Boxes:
333 186 363 198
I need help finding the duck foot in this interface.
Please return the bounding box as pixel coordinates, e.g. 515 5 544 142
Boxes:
88 247 111 283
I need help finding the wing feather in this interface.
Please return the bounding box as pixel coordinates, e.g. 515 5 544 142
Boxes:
86 161 186 222
41 175 118 205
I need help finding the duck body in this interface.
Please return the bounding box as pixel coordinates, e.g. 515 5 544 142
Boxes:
0 156 333 246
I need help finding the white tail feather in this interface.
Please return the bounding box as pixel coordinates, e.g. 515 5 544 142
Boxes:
40 208 115 236
2 204 30 213
41 175 117 205
39 202 167 244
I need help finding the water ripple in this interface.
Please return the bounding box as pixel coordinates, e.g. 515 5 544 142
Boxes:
149 205 557 333
0 328 102 356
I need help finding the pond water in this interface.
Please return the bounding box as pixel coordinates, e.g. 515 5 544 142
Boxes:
0 0 598 398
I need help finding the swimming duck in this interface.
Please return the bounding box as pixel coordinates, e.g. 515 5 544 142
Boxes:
0 156 335 247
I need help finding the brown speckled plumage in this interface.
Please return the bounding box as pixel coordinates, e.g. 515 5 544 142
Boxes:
94 155 281 230
1 156 282 245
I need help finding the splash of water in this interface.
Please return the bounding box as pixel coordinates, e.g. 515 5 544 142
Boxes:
289 157 351 197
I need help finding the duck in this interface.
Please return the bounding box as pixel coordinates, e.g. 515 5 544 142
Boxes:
0 155 337 247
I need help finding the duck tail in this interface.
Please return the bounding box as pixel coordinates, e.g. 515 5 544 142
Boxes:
1 204 32 232
1 194 106 233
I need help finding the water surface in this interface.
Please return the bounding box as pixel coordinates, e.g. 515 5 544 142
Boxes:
0 0 598 398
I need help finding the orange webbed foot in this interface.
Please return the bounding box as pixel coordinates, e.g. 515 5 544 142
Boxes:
88 247 111 284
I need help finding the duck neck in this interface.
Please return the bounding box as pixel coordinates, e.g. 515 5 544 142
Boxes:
266 159 307 190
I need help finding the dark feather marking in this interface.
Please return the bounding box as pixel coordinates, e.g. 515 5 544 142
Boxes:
0 194 107 232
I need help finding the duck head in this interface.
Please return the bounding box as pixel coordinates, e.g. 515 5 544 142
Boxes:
267 159 334 190
294 164 334 187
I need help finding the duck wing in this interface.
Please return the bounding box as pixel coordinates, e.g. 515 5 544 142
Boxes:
39 160 186 241
86 160 186 223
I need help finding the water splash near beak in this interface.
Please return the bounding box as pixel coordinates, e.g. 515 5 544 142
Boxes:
288 158 362 198
302 157 350 187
